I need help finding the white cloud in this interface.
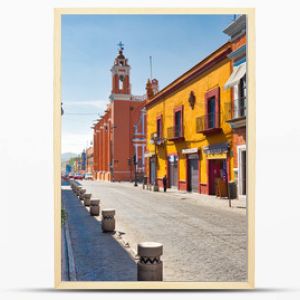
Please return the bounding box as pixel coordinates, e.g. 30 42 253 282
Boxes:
61 132 93 154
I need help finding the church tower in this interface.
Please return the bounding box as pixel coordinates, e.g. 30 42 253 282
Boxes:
110 42 131 101
93 42 147 182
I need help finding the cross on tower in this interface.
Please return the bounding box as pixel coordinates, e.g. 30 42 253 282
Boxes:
118 41 124 51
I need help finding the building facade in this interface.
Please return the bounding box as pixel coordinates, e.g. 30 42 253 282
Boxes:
92 45 147 181
224 15 247 199
80 150 86 172
145 42 234 195
86 146 94 174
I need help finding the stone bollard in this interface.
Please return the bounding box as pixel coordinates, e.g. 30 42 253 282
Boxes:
75 186 82 196
101 209 115 232
137 242 163 281
78 189 86 198
83 193 92 206
71 183 76 192
79 189 86 200
90 199 100 216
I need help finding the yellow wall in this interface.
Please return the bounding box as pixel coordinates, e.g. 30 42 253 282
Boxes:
146 58 234 187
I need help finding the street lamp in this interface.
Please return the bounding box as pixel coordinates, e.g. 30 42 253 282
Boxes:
133 153 138 187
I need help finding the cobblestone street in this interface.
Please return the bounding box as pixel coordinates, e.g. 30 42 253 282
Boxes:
76 180 247 282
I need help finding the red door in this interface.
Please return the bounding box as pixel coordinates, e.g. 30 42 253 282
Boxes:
208 160 221 195
208 159 228 195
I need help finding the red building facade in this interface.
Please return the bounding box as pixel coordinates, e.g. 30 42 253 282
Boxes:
93 45 147 181
224 15 247 199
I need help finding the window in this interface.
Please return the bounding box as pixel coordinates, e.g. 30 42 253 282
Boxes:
174 110 182 137
205 87 220 130
119 75 124 90
156 117 162 138
207 96 216 129
239 75 246 117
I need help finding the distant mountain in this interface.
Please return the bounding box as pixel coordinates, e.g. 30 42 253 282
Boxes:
61 152 78 162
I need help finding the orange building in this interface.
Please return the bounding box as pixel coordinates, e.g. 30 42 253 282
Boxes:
92 44 147 182
86 146 94 174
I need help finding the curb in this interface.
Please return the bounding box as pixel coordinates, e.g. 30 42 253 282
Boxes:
64 215 77 281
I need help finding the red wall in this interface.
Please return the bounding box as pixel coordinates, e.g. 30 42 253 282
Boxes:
233 127 246 168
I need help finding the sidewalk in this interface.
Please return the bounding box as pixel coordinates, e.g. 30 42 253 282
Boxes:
89 180 247 215
61 185 137 281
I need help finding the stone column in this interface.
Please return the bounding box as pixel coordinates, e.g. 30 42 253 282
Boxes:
101 209 115 232
137 242 163 281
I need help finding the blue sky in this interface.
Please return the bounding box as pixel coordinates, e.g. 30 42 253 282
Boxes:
61 14 233 154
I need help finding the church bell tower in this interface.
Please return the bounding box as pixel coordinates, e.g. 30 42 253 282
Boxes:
110 42 131 101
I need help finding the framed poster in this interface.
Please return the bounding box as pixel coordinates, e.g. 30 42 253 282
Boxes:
54 7 255 289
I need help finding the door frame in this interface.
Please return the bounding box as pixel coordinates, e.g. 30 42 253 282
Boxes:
237 144 247 198
186 154 200 193
167 154 178 189
207 158 228 195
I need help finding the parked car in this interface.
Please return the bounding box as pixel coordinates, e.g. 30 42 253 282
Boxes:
84 173 93 180
74 174 84 180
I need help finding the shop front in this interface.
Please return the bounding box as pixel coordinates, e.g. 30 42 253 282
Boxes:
182 148 200 193
150 157 156 185
167 155 178 188
203 143 230 196
144 152 156 185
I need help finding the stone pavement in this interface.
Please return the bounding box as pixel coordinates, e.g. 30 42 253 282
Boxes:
80 180 248 282
61 186 137 281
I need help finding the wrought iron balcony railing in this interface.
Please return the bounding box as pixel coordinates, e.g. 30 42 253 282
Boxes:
233 97 247 118
167 125 184 140
196 112 221 134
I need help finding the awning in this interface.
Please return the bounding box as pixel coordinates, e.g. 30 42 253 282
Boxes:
206 153 227 160
203 143 229 160
224 62 246 89
182 148 199 154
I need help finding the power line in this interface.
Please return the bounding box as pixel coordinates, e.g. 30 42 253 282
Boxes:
64 112 99 115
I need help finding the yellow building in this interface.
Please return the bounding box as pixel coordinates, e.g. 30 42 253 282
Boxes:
145 42 234 195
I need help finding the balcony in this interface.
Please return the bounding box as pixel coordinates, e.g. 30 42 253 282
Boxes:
167 125 184 141
226 97 246 129
196 112 222 135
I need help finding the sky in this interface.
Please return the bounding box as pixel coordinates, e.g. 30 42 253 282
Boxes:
61 14 234 154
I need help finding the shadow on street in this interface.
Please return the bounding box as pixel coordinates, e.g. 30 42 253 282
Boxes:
61 187 137 281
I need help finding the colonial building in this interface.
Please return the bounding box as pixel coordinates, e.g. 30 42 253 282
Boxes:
86 146 94 174
80 150 86 172
224 15 247 199
92 44 147 181
145 42 234 195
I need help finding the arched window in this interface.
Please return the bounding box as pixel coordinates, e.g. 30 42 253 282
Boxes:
119 75 124 90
